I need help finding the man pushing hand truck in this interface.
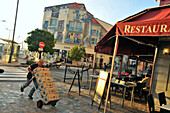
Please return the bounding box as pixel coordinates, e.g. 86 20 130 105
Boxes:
20 59 44 99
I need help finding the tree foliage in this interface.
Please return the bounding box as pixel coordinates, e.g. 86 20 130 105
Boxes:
69 45 86 61
24 28 55 54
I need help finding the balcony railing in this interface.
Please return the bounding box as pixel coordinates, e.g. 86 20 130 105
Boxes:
56 36 63 43
73 15 80 21
58 27 64 31
75 28 83 32
67 27 74 31
64 37 81 44
66 27 83 33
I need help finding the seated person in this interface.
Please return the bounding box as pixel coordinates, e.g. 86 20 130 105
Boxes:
137 75 151 101
138 74 150 91
146 65 152 77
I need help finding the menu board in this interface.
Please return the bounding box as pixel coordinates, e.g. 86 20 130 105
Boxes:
92 70 109 108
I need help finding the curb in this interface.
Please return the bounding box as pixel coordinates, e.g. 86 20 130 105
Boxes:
0 64 28 67
0 60 28 67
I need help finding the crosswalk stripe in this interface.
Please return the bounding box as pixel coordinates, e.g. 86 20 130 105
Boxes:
0 67 27 82
0 78 26 82
0 75 26 78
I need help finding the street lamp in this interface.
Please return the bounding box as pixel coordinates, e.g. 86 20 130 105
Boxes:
1 20 6 22
6 28 13 55
17 36 20 42
8 0 19 63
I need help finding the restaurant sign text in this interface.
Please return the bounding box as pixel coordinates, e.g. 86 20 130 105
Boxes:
117 21 170 36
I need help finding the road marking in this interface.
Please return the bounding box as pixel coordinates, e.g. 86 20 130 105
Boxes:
0 67 27 82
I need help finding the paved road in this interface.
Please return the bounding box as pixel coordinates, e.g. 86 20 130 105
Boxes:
0 65 92 88
0 64 149 113
0 66 27 82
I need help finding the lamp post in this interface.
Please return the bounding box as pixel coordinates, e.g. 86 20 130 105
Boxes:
8 0 19 63
1 20 6 22
17 36 20 42
6 28 12 55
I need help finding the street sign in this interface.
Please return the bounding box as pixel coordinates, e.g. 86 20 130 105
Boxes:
38 48 43 51
39 42 45 48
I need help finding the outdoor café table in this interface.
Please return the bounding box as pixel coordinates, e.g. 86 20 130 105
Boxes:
111 81 137 107
129 76 143 82
88 73 117 95
116 76 143 82
89 74 99 95
158 104 170 111
63 65 84 82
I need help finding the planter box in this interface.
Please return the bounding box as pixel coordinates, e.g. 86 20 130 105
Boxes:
72 61 78 66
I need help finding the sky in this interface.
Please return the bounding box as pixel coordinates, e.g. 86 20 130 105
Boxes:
0 0 159 49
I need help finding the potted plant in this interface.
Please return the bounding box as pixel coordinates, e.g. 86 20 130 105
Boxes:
125 69 132 75
69 45 86 66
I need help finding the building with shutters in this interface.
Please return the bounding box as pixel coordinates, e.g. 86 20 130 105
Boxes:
42 2 112 63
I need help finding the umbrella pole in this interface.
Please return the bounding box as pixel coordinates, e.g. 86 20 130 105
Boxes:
104 35 119 113
149 47 158 95
135 56 139 75
119 55 123 76
92 52 97 75
127 56 130 70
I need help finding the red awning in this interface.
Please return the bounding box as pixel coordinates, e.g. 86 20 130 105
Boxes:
96 5 170 56
116 6 170 36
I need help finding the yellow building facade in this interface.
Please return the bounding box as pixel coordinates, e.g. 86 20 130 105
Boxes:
42 3 112 66
0 38 20 62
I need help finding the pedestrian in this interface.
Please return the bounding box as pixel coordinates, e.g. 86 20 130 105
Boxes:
25 55 28 60
147 65 152 77
20 59 44 99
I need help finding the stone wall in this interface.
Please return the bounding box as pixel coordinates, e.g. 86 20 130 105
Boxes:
152 41 170 107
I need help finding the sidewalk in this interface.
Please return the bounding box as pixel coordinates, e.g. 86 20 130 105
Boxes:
0 80 149 113
0 59 150 113
0 59 28 67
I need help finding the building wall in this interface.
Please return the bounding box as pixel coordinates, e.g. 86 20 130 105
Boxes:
1 43 20 62
152 40 170 108
42 3 112 63
64 8 86 45
95 18 112 31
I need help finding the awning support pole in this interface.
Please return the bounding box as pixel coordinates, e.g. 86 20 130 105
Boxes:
92 52 97 75
135 57 139 75
149 47 158 95
127 56 130 70
119 55 123 76
104 35 119 113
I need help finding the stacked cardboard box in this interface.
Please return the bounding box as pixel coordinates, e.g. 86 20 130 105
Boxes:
34 67 59 104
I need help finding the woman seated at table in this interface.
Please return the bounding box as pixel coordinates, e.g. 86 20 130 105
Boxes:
138 74 151 101
138 74 150 91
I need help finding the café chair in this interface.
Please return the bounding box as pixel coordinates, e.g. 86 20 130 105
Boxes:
147 94 159 113
111 79 119 94
158 92 167 112
158 92 166 106
122 77 130 82
134 82 146 101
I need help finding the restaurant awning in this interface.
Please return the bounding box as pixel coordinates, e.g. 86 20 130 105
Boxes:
95 5 170 56
95 5 170 112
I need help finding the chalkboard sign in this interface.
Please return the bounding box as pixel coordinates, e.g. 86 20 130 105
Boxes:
91 70 109 109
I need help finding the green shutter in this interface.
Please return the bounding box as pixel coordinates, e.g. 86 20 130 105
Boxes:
90 30 92 35
72 22 75 28
96 30 98 36
58 20 60 29
55 19 57 26
89 37 91 43
95 38 97 44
